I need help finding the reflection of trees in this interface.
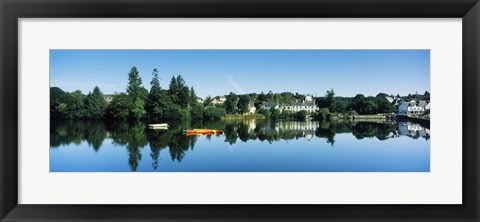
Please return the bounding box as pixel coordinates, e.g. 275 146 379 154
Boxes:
106 121 148 171
146 129 169 170
85 122 107 151
224 124 238 145
51 120 106 149
350 122 396 140
51 119 429 171
315 121 335 146
237 124 250 142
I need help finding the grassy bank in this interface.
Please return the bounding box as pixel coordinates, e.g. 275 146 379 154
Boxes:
328 113 388 123
224 114 266 120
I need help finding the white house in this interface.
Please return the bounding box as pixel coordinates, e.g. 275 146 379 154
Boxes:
261 97 318 113
398 100 425 116
289 102 318 113
262 102 280 110
418 100 431 111
248 101 257 113
211 96 226 104
304 95 314 102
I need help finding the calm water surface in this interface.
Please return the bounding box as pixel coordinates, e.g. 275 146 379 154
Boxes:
50 120 430 172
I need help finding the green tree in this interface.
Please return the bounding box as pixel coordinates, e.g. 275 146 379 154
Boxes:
131 98 147 119
325 89 336 112
237 95 251 114
351 94 365 111
84 86 107 119
270 107 281 119
189 87 204 120
375 96 394 113
125 66 146 119
106 93 134 120
257 108 270 119
146 69 184 121
257 91 267 101
225 92 239 114
50 87 69 118
126 66 143 99
167 75 190 109
203 95 213 107
146 68 163 120
67 90 86 119
315 108 330 121
357 99 378 114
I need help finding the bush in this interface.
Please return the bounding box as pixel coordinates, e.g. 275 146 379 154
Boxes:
295 110 308 120
315 108 330 121
204 107 226 120
257 108 271 119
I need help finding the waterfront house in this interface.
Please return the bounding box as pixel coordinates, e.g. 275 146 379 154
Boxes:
386 96 401 105
304 95 314 102
289 102 318 113
279 97 318 113
398 99 425 116
261 97 318 113
262 102 280 110
212 96 226 104
418 100 431 110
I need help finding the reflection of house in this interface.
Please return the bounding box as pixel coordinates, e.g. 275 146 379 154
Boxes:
212 96 226 104
279 121 320 131
398 122 429 138
279 121 319 141
398 100 425 116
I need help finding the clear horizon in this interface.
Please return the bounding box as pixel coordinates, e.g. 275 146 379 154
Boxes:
50 49 430 98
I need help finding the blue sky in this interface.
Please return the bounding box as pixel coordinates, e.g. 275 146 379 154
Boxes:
50 50 430 98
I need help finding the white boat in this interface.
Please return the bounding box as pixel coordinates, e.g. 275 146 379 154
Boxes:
149 126 168 130
148 123 169 129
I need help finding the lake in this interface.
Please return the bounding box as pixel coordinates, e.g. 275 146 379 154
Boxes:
50 119 430 172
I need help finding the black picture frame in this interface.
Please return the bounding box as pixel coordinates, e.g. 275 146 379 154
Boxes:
1 0 479 221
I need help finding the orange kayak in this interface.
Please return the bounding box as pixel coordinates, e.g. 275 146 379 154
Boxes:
183 129 224 135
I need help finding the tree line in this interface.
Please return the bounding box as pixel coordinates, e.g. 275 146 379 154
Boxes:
50 66 430 121
51 67 204 121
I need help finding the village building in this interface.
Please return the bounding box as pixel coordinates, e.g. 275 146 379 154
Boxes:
211 96 226 104
262 102 280 110
262 97 318 113
398 99 428 116
248 101 257 114
103 94 115 103
418 100 431 111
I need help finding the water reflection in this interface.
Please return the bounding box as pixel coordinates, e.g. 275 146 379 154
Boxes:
51 119 429 171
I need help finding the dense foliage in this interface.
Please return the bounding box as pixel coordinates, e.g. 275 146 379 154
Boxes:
50 66 429 122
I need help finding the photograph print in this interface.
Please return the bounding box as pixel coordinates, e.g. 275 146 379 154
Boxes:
50 50 430 172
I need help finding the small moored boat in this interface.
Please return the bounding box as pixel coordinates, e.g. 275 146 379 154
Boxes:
182 129 224 136
149 123 169 129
